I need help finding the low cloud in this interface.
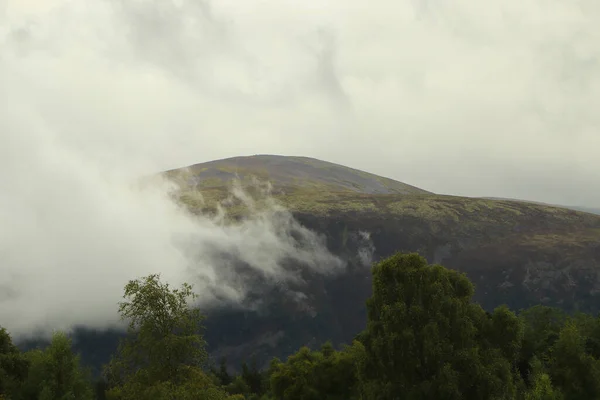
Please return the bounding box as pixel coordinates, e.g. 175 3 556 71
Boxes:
0 146 344 336
355 231 376 267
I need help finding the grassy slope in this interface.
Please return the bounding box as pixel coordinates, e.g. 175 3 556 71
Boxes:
483 197 600 216
164 154 431 195
165 154 591 221
165 155 600 265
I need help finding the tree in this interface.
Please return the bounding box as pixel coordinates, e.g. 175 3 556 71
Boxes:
524 373 563 400
523 357 563 400
518 306 567 381
0 327 29 399
356 252 519 400
485 305 524 365
216 357 232 386
224 375 251 397
20 331 93 400
269 341 361 400
241 359 263 396
103 274 231 400
547 321 600 400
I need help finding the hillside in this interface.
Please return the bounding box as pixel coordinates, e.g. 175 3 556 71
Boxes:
483 196 600 216
24 155 600 373
161 155 600 366
558 205 600 215
164 154 430 196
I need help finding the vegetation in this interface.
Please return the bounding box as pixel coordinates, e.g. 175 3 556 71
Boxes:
165 156 600 353
1 329 92 400
163 155 596 224
102 274 231 400
163 155 431 199
5 252 600 399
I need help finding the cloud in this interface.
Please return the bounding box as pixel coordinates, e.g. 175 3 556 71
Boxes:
1 0 600 334
355 231 376 268
0 156 343 337
3 0 600 207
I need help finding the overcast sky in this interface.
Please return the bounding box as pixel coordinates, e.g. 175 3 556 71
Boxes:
1 0 600 335
3 0 599 206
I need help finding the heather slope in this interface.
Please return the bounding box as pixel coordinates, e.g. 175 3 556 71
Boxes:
164 154 430 196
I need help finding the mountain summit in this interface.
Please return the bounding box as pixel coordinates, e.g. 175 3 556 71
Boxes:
166 154 430 195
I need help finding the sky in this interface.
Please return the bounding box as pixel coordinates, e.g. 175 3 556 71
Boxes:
3 0 600 206
1 0 600 335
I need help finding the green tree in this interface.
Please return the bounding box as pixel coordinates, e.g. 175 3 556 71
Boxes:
523 357 563 400
524 374 563 400
216 357 232 386
269 341 361 400
518 306 566 380
485 305 524 365
356 252 518 400
582 314 600 359
224 375 251 397
241 359 264 396
103 274 231 400
547 321 600 400
0 327 29 399
20 331 93 400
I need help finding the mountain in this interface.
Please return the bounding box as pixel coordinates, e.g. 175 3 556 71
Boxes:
483 197 600 216
164 154 430 195
168 155 600 365
22 155 600 373
558 205 600 215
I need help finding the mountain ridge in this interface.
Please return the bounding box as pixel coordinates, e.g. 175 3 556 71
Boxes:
482 196 600 216
164 154 598 218
165 154 431 196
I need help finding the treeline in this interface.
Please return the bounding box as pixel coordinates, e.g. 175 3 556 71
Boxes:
2 253 600 399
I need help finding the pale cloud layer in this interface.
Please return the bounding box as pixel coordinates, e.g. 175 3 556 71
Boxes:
1 0 600 335
2 0 599 205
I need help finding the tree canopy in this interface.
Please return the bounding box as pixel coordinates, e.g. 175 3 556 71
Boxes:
103 274 235 400
3 252 600 399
